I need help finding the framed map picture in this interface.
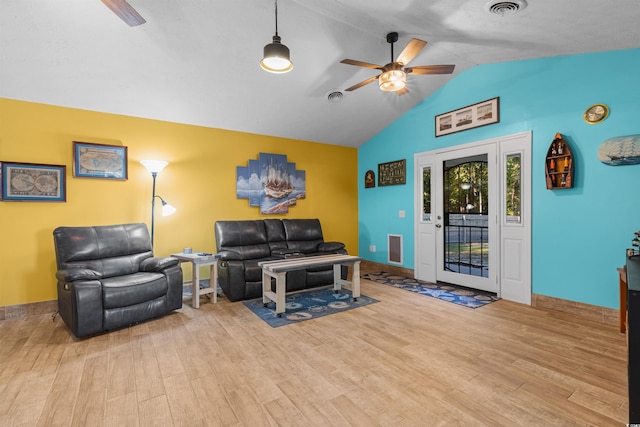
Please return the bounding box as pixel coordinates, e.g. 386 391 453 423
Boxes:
73 141 128 179
0 161 66 202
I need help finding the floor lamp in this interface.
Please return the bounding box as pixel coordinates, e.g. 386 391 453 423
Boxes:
140 160 176 247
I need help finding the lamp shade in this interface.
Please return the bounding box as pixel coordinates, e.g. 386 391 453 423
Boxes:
260 35 293 73
140 160 168 174
379 69 406 92
161 200 177 216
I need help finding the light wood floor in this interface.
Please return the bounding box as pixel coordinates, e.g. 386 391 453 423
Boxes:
0 276 629 426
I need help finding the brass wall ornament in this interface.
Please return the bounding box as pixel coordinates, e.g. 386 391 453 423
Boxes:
584 103 609 124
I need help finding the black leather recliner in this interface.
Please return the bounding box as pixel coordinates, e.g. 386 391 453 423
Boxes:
53 223 183 338
214 218 347 302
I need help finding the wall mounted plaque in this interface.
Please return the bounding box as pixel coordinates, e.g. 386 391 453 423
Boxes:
378 159 406 187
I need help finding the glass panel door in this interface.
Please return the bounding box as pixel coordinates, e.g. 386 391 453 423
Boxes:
422 166 431 222
442 155 489 278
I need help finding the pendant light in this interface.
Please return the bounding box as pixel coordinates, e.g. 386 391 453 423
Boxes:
260 0 293 73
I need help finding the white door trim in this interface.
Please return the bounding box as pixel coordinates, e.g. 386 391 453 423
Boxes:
414 131 531 304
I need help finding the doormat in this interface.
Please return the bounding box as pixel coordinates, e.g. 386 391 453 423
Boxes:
361 272 498 308
243 286 378 328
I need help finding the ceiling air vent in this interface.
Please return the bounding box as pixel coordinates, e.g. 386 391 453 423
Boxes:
327 91 344 103
485 0 527 15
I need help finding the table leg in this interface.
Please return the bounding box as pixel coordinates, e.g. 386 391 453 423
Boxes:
262 270 270 306
333 264 341 293
620 267 627 333
210 262 218 304
275 272 286 317
192 262 200 309
352 261 361 301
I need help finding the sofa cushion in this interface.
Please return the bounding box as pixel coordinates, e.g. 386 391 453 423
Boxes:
102 272 167 309
53 223 153 277
215 220 271 260
283 219 324 254
264 219 287 250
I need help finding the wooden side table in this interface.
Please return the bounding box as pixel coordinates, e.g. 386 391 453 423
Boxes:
171 252 220 308
618 267 628 333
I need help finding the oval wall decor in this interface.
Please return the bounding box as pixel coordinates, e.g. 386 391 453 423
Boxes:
598 134 640 166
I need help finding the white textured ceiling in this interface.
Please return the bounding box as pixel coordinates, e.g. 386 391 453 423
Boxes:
1 0 639 147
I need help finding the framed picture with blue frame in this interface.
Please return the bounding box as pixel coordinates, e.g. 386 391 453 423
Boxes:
73 141 128 180
0 161 66 202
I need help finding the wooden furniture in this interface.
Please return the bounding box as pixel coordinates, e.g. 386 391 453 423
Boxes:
259 254 362 316
627 254 640 423
619 267 628 333
545 132 574 189
171 252 220 308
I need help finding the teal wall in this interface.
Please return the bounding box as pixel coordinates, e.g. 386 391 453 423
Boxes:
358 48 640 308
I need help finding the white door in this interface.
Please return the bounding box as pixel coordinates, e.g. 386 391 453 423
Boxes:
414 132 531 303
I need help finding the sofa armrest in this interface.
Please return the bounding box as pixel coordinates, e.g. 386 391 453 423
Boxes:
56 268 102 282
57 279 103 338
271 248 302 257
140 256 179 272
318 241 345 252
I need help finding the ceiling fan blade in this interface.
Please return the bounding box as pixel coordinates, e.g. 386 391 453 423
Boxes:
396 38 427 66
100 0 146 26
396 87 410 96
344 75 380 92
340 59 383 70
405 64 456 75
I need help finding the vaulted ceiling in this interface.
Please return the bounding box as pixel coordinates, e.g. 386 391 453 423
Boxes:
1 0 639 147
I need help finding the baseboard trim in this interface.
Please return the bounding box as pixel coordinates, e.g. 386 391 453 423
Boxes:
0 300 58 321
361 260 618 327
361 260 414 278
532 294 618 327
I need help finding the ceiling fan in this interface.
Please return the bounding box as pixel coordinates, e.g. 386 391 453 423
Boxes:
100 0 146 26
341 32 455 96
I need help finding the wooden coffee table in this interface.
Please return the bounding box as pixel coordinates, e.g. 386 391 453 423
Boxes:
259 254 362 316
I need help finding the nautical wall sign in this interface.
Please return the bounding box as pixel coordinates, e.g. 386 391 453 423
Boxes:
378 159 406 187
598 134 640 166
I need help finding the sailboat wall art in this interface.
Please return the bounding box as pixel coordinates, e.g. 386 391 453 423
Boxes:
236 153 306 214
597 134 640 166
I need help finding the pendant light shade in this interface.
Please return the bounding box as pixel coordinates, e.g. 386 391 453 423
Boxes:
260 0 293 74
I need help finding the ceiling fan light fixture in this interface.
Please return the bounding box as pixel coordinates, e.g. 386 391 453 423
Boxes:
379 69 406 92
260 0 293 74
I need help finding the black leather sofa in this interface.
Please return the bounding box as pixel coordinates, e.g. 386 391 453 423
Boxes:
53 223 183 338
214 219 347 302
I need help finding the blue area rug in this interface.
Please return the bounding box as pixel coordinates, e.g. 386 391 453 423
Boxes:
243 286 378 328
362 272 498 308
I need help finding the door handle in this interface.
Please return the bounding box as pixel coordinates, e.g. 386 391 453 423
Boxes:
435 224 442 228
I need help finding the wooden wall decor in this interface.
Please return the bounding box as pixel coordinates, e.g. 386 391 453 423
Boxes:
545 133 574 190
364 170 375 188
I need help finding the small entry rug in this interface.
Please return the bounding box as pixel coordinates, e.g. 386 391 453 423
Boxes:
362 272 498 308
243 286 378 328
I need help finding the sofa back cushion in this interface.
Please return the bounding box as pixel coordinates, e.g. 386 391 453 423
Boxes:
53 223 153 278
264 219 288 250
282 219 324 254
215 220 271 260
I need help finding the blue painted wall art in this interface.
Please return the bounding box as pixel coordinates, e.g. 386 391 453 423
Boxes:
237 153 306 214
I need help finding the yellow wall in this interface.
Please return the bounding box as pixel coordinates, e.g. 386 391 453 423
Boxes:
0 98 358 307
